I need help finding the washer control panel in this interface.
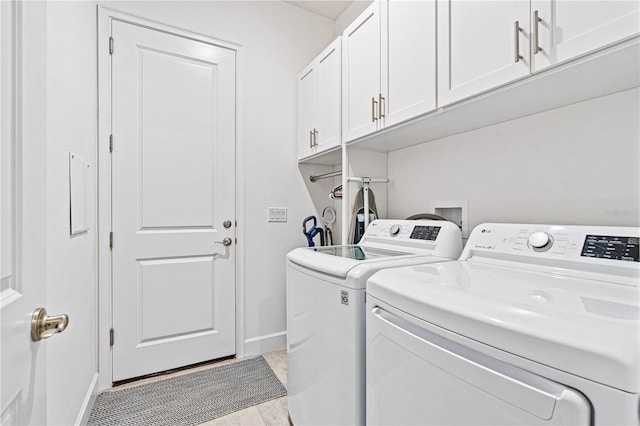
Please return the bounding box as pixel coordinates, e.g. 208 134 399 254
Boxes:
366 221 442 241
362 220 463 259
464 223 639 264
362 220 461 242
389 224 402 237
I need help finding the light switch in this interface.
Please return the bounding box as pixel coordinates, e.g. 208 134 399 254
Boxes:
268 207 287 222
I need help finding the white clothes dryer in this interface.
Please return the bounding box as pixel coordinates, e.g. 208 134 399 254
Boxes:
366 223 639 425
286 219 463 425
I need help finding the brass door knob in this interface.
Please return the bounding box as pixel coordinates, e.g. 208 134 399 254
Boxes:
31 307 69 341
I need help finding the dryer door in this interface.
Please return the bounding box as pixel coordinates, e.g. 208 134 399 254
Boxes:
366 300 592 425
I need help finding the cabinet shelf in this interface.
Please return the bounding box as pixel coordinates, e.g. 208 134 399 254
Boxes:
298 145 342 166
346 37 639 153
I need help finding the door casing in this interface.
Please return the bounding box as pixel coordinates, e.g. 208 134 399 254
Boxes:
97 7 247 391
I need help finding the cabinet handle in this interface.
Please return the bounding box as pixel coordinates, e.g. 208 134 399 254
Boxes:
514 21 523 63
378 94 385 119
371 97 378 122
533 10 543 54
313 129 318 147
309 130 314 149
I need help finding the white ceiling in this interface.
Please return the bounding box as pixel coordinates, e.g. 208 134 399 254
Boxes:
284 0 353 20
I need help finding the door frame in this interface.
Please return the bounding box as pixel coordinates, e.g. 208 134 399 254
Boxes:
97 7 246 391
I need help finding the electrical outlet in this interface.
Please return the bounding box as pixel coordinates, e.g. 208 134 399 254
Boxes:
268 207 287 222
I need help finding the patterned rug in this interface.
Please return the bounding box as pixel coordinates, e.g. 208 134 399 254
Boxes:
87 356 287 426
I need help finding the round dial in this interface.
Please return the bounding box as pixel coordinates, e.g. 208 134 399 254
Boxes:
528 232 552 251
389 224 401 237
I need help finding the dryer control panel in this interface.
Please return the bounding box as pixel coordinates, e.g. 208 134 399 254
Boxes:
462 223 640 266
581 235 639 262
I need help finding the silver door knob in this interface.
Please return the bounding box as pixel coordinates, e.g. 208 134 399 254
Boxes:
223 220 232 229
31 307 69 341
215 237 233 247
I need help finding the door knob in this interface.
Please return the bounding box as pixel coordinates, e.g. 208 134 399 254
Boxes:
223 220 232 229
215 237 233 247
31 307 69 341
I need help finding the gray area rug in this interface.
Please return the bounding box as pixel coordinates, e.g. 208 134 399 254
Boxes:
87 356 287 426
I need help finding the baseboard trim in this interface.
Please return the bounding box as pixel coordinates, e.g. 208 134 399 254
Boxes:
75 372 99 426
244 331 287 356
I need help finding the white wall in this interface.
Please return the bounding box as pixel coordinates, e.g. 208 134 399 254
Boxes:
335 0 373 35
46 1 99 424
100 1 335 354
387 88 640 230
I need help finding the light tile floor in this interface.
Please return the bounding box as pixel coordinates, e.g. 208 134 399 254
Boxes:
200 350 289 426
113 349 289 426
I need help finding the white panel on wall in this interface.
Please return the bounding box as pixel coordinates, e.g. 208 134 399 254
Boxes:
69 152 89 235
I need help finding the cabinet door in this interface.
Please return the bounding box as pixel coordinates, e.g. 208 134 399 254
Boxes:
531 0 640 72
298 64 318 159
316 38 341 152
437 0 531 106
342 1 382 143
382 0 437 127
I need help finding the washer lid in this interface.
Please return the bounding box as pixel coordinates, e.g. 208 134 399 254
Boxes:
367 260 640 393
287 245 413 279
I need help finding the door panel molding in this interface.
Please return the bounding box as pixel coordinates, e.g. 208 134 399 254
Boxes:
97 7 245 390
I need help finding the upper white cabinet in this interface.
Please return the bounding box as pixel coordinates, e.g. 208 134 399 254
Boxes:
342 2 382 142
342 0 437 143
383 0 437 127
298 37 341 160
531 1 640 72
298 63 318 159
438 0 640 106
437 0 531 106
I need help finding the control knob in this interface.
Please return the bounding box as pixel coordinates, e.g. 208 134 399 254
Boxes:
389 224 401 237
528 232 553 251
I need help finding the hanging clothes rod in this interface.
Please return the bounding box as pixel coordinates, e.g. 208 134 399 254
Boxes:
346 176 390 230
310 170 342 182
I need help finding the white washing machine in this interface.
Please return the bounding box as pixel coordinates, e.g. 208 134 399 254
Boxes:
366 223 639 425
286 219 463 425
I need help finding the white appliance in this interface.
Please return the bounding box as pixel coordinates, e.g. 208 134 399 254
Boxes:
366 223 639 425
286 219 463 425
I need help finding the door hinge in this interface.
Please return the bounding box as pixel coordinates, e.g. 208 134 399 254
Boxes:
109 232 113 250
109 37 114 55
109 135 113 153
110 328 114 347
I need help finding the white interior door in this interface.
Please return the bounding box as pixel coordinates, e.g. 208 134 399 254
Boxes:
111 20 237 382
1 1 48 424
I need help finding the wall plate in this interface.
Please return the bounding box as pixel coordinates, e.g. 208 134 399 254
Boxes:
268 207 287 222
432 200 468 239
